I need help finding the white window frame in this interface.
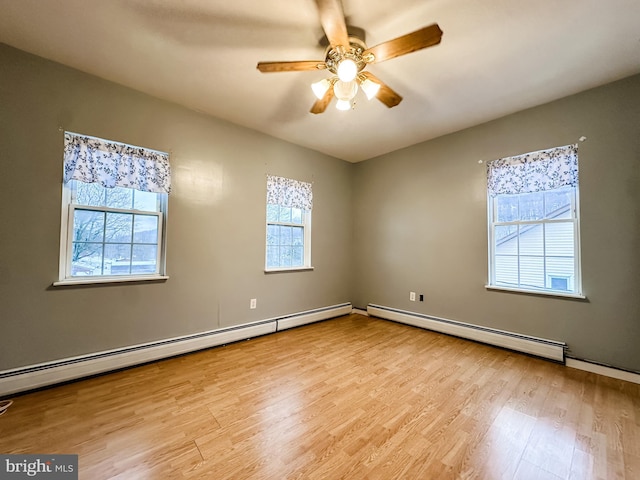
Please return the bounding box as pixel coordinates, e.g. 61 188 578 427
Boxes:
487 186 583 298
265 207 312 272
55 181 169 286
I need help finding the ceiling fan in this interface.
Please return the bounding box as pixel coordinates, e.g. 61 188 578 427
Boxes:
256 0 443 114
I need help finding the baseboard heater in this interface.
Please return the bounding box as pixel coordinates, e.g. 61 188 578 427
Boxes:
0 303 352 397
367 304 566 363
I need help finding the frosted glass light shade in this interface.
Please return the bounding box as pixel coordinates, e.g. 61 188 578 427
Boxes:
336 99 351 111
311 79 331 99
337 59 357 82
360 78 381 100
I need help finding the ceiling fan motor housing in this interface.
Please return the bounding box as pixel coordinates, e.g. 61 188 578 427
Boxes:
324 37 371 77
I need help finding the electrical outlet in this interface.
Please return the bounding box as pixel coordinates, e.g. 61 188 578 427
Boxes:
250 298 257 309
419 294 424 302
409 292 416 301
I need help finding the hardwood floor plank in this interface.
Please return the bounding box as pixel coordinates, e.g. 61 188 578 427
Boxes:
1 314 638 479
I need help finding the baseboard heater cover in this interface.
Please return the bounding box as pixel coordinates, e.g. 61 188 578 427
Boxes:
367 304 566 362
0 302 352 396
276 303 352 330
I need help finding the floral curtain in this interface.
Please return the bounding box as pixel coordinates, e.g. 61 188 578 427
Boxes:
63 132 172 194
487 144 578 197
266 175 313 211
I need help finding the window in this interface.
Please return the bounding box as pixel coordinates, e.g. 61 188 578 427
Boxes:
265 175 312 271
57 132 171 284
487 144 582 296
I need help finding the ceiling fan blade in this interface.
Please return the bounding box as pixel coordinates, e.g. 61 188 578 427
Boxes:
310 87 335 114
314 0 350 47
364 24 443 63
257 61 325 73
360 71 402 108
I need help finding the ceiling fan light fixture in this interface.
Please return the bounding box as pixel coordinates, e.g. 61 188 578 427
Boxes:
311 78 331 99
360 78 381 100
337 58 357 82
335 99 352 111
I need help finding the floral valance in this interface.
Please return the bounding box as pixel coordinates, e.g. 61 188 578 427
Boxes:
63 132 171 194
266 175 313 211
487 144 578 197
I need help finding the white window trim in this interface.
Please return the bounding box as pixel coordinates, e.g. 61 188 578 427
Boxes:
486 188 584 299
264 267 315 274
55 182 169 286
484 284 586 299
53 276 170 287
264 209 312 272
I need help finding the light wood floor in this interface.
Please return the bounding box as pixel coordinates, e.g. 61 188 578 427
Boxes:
1 314 639 479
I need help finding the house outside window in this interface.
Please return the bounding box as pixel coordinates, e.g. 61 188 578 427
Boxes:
265 175 312 271
57 132 170 284
487 144 582 297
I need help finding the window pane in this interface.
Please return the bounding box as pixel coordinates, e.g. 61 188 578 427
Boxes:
292 227 304 246
278 206 292 223
133 215 158 244
519 192 544 221
495 225 517 255
519 256 545 289
494 255 518 287
495 195 518 222
545 188 573 218
545 222 574 257
75 181 106 207
105 244 132 275
279 246 292 267
267 224 280 245
71 243 102 275
292 246 304 266
291 208 303 224
519 224 543 256
266 246 279 268
105 212 133 243
106 186 134 209
132 245 158 273
73 210 105 242
133 190 159 212
266 204 279 222
280 226 292 246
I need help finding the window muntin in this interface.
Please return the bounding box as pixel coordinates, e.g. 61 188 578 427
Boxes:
487 144 581 296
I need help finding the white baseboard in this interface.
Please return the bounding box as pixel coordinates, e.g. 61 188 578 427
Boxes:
368 304 566 362
0 303 351 397
351 308 369 316
566 358 640 384
277 304 352 330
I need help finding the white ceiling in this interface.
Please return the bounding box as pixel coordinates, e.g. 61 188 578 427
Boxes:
1 0 639 162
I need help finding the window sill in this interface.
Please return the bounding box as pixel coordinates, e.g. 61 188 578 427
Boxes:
264 267 314 274
53 275 169 286
485 284 586 300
